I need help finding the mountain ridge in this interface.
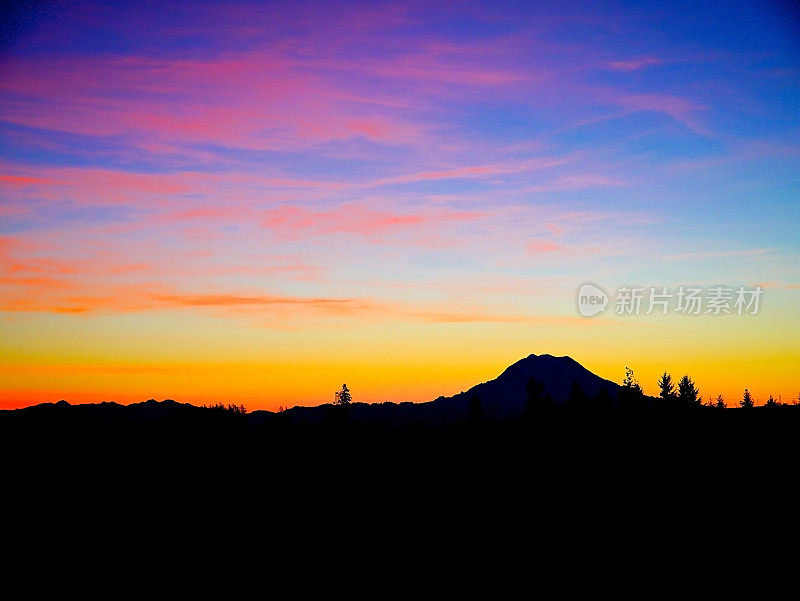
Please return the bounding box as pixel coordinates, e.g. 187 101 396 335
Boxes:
423 352 622 421
1 353 622 426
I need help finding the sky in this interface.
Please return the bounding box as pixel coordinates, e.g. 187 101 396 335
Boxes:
1 0 798 410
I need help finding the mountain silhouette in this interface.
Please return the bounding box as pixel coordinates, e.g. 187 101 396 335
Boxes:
246 353 622 427
427 353 621 420
0 354 623 429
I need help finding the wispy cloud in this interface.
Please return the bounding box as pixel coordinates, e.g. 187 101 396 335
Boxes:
606 56 663 71
527 240 568 254
523 174 628 194
0 280 598 327
660 248 771 262
261 202 484 240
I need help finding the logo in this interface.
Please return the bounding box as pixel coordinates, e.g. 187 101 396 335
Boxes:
576 282 609 317
574 282 762 318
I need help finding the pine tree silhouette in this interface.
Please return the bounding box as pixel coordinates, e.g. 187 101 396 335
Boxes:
622 366 642 395
334 383 352 405
657 371 678 404
677 375 700 408
567 380 590 416
525 377 555 420
619 366 645 412
469 394 487 427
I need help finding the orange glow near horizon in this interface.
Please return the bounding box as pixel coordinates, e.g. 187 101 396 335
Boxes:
2 306 797 411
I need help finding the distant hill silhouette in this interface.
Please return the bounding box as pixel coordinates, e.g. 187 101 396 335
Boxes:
247 353 622 427
1 353 794 433
0 354 622 433
6 397 201 424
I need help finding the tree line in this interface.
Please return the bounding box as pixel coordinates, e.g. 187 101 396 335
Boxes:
636 368 796 409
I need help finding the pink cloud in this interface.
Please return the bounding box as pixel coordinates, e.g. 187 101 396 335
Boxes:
261 203 483 240
524 174 628 193
0 234 159 295
0 276 602 326
365 156 571 188
368 165 494 186
0 163 346 210
0 174 50 186
661 248 770 261
0 50 426 150
164 206 251 222
607 57 663 71
363 57 532 87
0 164 193 205
2 254 154 281
616 93 707 133
527 240 568 254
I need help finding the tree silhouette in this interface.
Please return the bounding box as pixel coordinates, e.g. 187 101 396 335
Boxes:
202 402 246 414
765 395 780 408
677 375 700 408
567 380 590 416
622 366 643 395
715 394 726 409
619 366 645 413
525 377 555 420
657 372 678 404
469 394 487 427
595 388 614 413
334 383 352 405
740 388 754 409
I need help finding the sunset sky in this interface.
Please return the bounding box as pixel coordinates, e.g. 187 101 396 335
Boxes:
1 0 798 410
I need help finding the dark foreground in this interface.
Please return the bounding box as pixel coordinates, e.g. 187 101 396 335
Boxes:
2 399 797 567
3 399 797 489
